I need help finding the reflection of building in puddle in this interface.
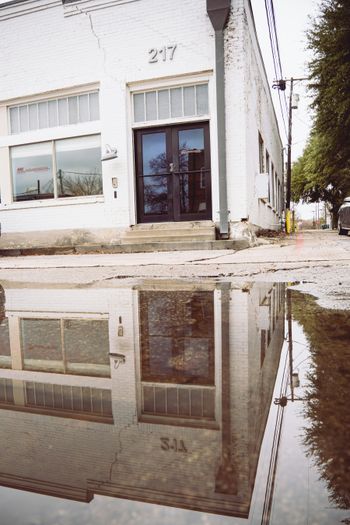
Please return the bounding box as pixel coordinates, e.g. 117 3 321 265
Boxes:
0 281 285 517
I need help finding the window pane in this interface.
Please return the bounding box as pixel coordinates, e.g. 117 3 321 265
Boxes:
140 291 214 384
196 84 209 115
9 107 19 134
178 128 206 214
145 91 157 121
142 132 167 176
55 135 102 197
134 93 145 122
11 142 53 201
58 98 68 126
19 106 29 132
21 319 63 373
184 86 195 116
38 102 48 129
78 94 89 121
48 100 58 127
89 92 100 120
68 96 78 124
0 318 11 368
64 319 110 377
28 104 38 130
158 89 170 119
170 87 183 117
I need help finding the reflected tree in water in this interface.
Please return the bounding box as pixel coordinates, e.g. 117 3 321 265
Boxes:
57 170 103 197
291 291 350 516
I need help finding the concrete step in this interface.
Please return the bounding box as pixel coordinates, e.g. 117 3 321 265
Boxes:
0 239 249 256
121 232 215 244
129 220 214 230
121 221 216 244
75 240 240 254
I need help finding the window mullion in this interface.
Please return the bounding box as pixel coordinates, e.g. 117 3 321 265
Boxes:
52 140 58 199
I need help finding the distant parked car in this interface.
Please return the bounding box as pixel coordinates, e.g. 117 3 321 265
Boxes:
338 197 350 235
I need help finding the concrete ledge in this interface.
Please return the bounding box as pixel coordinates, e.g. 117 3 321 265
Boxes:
0 239 248 257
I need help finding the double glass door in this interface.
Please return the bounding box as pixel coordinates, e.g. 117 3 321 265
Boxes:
135 123 211 223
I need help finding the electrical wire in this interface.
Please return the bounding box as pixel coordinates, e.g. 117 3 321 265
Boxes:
264 0 289 141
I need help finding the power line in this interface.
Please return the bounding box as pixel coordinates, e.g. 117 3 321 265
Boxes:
264 0 289 140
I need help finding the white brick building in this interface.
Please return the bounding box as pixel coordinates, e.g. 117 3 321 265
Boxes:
0 0 283 249
0 280 285 517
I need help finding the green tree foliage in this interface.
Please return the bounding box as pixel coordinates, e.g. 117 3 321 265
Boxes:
292 0 350 226
291 291 350 514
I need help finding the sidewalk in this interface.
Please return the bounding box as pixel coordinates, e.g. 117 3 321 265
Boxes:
0 230 348 270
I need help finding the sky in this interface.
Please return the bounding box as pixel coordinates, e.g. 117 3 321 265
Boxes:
251 0 321 219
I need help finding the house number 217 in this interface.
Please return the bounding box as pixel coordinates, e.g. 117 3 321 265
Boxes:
148 44 177 63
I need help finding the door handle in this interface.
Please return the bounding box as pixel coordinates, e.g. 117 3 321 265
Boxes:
169 162 174 173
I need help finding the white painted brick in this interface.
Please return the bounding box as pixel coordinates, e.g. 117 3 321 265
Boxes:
0 0 282 242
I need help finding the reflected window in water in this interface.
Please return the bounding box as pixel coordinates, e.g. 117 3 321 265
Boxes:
140 291 214 385
21 318 110 377
139 290 215 422
0 378 14 405
0 318 11 368
0 377 112 422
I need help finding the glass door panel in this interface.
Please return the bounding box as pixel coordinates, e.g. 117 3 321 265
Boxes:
178 128 208 215
135 123 211 223
136 129 172 222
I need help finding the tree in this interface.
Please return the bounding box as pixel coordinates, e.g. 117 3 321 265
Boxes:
292 132 348 228
292 0 350 227
291 291 350 516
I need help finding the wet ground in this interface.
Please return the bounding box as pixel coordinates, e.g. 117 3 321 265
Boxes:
0 277 349 525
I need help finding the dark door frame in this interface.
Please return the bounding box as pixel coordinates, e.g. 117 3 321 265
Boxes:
134 122 212 224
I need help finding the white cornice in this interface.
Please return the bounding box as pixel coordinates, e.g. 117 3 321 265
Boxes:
63 0 141 18
0 0 60 21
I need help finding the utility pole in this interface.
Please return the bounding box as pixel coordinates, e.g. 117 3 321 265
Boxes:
286 78 294 213
273 77 308 233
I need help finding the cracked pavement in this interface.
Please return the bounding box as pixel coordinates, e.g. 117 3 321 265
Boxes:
0 230 349 309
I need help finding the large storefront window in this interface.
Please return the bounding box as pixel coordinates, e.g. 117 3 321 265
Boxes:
11 142 53 201
56 136 102 197
11 135 102 201
20 318 110 377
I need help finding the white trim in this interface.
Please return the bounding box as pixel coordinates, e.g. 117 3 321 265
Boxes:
132 114 209 129
0 194 105 212
128 71 212 93
0 369 111 389
126 84 137 226
7 311 108 319
0 0 60 22
0 123 101 148
63 0 141 18
0 82 100 107
214 289 222 426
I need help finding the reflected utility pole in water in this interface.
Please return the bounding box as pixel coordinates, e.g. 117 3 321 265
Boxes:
261 287 293 524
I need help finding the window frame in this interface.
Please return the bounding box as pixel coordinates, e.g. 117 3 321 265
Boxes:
10 133 103 204
8 89 100 135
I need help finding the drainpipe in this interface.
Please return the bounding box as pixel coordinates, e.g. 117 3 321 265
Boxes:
207 0 230 238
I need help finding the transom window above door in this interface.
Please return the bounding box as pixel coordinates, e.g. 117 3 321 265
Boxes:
133 83 209 123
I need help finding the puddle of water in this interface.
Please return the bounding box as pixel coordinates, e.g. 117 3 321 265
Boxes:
0 281 349 525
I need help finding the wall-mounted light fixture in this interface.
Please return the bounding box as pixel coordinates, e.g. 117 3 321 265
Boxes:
101 145 118 162
109 352 126 369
